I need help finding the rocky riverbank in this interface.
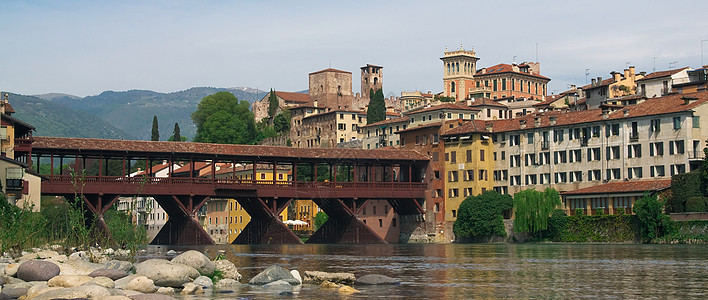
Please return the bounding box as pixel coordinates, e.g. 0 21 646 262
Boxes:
0 246 399 299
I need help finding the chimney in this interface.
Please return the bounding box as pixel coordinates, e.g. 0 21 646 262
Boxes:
485 123 493 132
534 116 541 127
623 109 629 117
570 84 576 90
550 116 557 125
623 69 630 79
591 78 597 86
683 96 698 105
597 77 602 85
629 66 636 80
613 71 622 82
602 109 609 120
519 119 527 129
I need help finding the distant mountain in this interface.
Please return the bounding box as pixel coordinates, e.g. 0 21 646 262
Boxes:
50 87 266 140
33 93 82 101
7 93 132 139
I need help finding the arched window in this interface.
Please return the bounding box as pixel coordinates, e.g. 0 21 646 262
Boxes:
451 81 456 93
374 77 378 86
456 62 459 73
447 63 451 74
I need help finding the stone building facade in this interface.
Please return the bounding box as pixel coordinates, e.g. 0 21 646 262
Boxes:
361 64 383 99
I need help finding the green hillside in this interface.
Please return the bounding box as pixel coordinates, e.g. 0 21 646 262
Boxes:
7 93 132 139
51 87 265 140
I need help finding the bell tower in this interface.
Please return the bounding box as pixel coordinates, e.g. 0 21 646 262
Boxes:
441 45 479 101
360 64 383 99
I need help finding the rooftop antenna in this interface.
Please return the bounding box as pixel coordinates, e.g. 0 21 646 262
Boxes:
535 43 539 62
585 69 590 84
653 57 658 72
513 55 517 64
625 61 631 68
669 61 678 69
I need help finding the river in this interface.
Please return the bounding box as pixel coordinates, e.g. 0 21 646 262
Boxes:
147 243 708 299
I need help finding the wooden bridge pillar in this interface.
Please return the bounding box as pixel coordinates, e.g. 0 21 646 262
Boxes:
64 194 121 243
233 197 302 244
307 198 386 244
151 195 214 245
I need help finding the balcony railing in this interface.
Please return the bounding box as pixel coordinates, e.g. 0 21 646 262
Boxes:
629 133 639 142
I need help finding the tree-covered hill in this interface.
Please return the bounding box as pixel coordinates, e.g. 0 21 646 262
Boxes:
8 93 132 139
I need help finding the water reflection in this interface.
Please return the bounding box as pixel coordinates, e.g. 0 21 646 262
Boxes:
150 244 708 299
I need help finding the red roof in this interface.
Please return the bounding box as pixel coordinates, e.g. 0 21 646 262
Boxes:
469 98 508 108
172 162 211 175
361 116 409 128
582 78 614 90
563 179 671 196
309 68 351 75
410 103 480 115
31 137 430 163
476 63 550 80
442 120 489 136
133 162 175 176
275 91 310 103
532 95 563 107
637 67 690 82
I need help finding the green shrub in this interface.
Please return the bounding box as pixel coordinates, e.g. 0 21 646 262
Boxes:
634 193 675 241
546 209 567 241
685 196 708 212
670 171 702 213
453 190 513 240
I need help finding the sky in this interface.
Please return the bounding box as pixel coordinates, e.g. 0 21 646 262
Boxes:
2 0 708 98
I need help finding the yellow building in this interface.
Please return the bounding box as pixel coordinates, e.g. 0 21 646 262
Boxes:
439 120 494 236
292 199 321 232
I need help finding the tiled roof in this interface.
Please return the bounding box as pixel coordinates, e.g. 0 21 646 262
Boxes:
476 63 550 80
484 91 708 132
409 103 480 115
386 112 401 116
563 179 671 196
172 162 211 175
31 137 430 162
469 98 508 108
4 102 15 114
133 162 176 176
532 95 563 107
442 120 489 136
395 122 443 134
360 116 409 129
637 67 690 82
582 78 614 90
302 109 361 120
275 91 310 103
309 68 351 75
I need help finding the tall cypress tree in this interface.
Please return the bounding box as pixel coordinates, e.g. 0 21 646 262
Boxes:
366 88 386 124
268 89 279 118
151 115 159 141
172 122 181 141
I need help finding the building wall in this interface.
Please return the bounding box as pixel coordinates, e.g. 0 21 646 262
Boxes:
361 120 407 149
473 73 548 101
361 65 383 99
205 198 229 244
441 48 478 102
358 200 400 243
309 70 353 109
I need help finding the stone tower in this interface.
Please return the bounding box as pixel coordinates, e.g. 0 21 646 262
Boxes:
441 45 479 101
360 64 383 99
308 68 353 109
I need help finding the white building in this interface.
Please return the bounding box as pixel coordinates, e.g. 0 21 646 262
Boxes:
636 67 691 98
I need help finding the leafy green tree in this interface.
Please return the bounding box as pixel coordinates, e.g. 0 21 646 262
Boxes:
366 88 386 124
634 193 674 241
268 89 279 118
314 212 329 230
453 190 513 240
702 139 708 195
191 92 257 144
513 188 562 236
151 115 159 141
273 109 291 133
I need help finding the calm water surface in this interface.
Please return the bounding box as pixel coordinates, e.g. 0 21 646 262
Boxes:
148 243 708 299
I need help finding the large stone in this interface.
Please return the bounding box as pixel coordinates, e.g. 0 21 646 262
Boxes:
355 274 400 285
103 260 135 273
0 287 29 299
130 293 179 300
249 265 299 285
214 259 242 281
26 282 52 298
124 276 157 293
115 274 141 289
88 276 116 288
170 250 214 275
104 296 133 300
156 286 175 295
47 274 94 287
214 278 242 291
262 279 293 291
53 257 105 275
4 263 19 277
320 281 340 289
338 285 361 294
31 284 111 300
135 259 199 288
16 260 60 281
303 270 356 285
193 275 213 288
90 268 129 280
18 250 60 262
180 282 204 295
290 270 302 284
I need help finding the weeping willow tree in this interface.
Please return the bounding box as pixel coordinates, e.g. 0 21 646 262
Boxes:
513 188 561 237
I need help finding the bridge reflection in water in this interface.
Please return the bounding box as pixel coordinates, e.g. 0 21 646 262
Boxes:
20 137 429 245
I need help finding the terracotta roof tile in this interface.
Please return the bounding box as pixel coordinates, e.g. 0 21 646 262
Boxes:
275 91 310 103
309 68 351 75
582 78 614 90
360 116 409 128
469 98 508 108
410 103 480 115
637 67 690 81
31 137 430 163
476 63 550 80
563 179 671 196
532 95 563 107
442 120 489 136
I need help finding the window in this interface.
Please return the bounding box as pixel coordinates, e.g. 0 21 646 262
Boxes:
669 140 685 155
260 173 266 179
433 133 439 144
465 169 474 181
448 171 459 182
510 155 521 167
448 188 459 198
630 122 639 140
510 175 521 186
569 149 582 163
480 150 485 161
525 153 536 166
466 150 472 162
588 169 601 181
651 119 661 132
570 171 583 182
694 116 701 128
650 142 664 156
673 117 681 130
606 146 620 160
628 144 642 158
651 165 666 177
540 173 551 185
435 189 442 198
501 151 506 160
586 147 601 161
527 133 534 144
479 169 488 181
433 152 439 161
494 152 498 161
379 219 383 227
451 151 457 163
628 167 643 179
554 150 567 164
606 168 621 180
539 152 551 165
671 164 686 175
554 172 567 183
510 134 520 146
524 174 537 185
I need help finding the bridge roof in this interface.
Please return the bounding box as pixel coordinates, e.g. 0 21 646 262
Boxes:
31 137 429 163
